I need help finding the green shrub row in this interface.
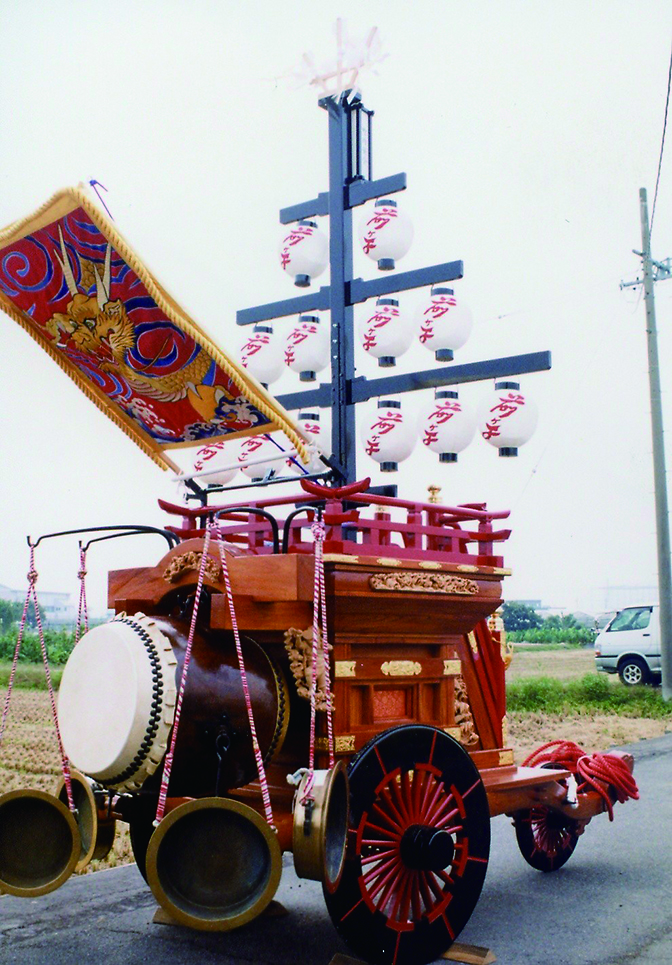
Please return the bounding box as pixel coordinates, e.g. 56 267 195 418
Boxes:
0 629 76 666
0 662 64 689
507 673 672 718
507 626 594 645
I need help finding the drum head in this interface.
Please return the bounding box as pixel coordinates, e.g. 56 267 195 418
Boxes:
58 614 177 791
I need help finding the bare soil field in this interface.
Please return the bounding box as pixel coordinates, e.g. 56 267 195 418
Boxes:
507 645 598 681
505 645 672 760
1 649 669 874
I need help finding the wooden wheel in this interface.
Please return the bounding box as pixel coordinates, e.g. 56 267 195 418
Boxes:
513 806 579 872
323 725 490 965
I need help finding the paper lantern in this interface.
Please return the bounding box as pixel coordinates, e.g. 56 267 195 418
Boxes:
416 287 473 362
238 434 284 480
418 390 476 463
240 324 284 386
360 400 416 472
478 381 538 457
192 441 237 487
287 411 324 474
359 297 413 367
285 314 330 381
358 199 413 270
279 220 328 287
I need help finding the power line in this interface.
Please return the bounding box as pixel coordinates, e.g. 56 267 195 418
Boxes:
651 39 672 237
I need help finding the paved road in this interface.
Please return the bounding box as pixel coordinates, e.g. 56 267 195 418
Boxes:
2 735 671 965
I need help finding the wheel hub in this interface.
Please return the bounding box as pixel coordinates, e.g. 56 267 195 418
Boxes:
399 823 455 871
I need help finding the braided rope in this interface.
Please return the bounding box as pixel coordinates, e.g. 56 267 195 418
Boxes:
213 523 275 829
0 567 34 747
19 544 75 811
74 544 89 645
300 519 335 804
523 739 639 822
154 526 213 825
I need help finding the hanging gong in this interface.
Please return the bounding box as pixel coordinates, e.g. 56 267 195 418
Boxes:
146 797 282 931
55 769 116 871
0 789 80 897
292 762 349 892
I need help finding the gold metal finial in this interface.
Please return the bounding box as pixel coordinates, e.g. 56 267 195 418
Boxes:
427 485 442 504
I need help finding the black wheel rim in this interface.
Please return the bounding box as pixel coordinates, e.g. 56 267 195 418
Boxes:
323 725 490 965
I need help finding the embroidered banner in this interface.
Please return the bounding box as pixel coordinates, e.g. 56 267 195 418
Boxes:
0 188 307 471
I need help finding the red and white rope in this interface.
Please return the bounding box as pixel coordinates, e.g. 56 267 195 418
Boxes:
2 544 75 811
74 543 89 645
213 522 275 830
155 525 212 825
523 739 639 821
0 565 34 747
300 518 335 805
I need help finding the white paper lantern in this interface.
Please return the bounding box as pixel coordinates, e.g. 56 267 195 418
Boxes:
240 324 284 386
287 410 324 474
238 434 284 480
418 390 476 463
192 441 237 487
359 297 413 367
478 381 538 457
360 399 416 472
416 287 473 361
285 314 330 381
358 198 413 270
279 219 328 287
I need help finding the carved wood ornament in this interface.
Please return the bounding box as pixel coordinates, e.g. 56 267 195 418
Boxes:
454 675 479 746
163 551 222 584
369 572 478 595
283 627 333 711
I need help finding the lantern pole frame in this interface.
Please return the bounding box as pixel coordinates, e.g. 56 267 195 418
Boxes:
236 90 552 486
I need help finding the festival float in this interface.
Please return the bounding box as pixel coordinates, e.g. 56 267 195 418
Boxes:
0 30 638 965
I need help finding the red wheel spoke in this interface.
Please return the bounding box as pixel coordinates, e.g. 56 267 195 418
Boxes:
363 819 402 841
361 848 398 866
375 863 407 913
419 770 437 816
399 769 414 822
418 870 435 912
426 870 446 903
439 822 462 836
410 869 423 921
421 778 447 824
425 790 456 826
368 861 403 903
389 868 411 922
362 838 397 848
363 853 403 886
377 788 407 831
399 869 415 924
412 768 427 822
390 772 413 824
372 801 404 835
436 869 454 885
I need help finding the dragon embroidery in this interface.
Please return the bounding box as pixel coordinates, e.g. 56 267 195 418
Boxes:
44 227 227 423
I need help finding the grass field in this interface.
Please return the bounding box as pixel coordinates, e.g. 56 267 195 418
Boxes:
0 645 669 876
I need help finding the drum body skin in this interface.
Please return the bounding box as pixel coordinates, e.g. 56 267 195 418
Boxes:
148 618 287 797
59 615 287 799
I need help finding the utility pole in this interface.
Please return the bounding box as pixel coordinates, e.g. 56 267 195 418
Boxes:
621 187 672 699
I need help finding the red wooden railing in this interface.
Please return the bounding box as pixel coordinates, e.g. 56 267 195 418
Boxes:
159 483 511 568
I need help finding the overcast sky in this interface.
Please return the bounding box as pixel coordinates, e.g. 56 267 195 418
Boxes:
1 0 671 615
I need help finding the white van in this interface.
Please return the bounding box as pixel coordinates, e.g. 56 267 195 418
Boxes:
594 604 662 686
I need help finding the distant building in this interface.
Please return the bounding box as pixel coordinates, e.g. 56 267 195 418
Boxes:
0 583 75 624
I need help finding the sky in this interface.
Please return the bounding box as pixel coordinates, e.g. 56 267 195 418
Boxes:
0 0 671 616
